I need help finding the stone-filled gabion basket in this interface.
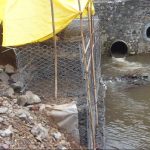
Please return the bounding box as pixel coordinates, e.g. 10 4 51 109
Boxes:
12 17 103 148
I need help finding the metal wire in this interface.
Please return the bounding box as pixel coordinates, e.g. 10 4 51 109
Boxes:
13 17 100 146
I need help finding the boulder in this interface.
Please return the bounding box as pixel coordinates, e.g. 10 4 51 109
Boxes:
17 91 41 106
26 91 41 105
17 95 27 106
0 72 9 83
10 72 27 84
0 83 14 97
0 125 13 137
0 65 4 73
0 143 9 149
31 123 49 141
0 107 8 114
11 81 24 92
5 64 15 74
4 87 14 98
16 109 33 122
10 73 20 83
52 132 62 141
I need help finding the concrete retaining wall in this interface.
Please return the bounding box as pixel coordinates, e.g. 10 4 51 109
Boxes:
95 0 150 55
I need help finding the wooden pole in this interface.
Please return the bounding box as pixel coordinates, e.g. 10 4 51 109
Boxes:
89 0 99 126
78 0 96 149
87 1 99 148
50 0 57 100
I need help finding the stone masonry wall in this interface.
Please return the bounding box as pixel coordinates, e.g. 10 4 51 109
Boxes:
94 0 150 54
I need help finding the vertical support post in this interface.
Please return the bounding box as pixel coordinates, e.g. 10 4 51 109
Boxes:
88 0 98 147
88 0 98 126
78 0 96 149
50 0 57 99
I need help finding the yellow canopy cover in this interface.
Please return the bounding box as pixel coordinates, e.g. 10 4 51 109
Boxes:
0 0 94 47
0 0 6 24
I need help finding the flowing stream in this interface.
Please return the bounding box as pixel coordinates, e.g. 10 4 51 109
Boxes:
102 54 150 149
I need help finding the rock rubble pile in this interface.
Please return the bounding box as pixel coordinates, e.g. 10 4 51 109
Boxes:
0 64 81 149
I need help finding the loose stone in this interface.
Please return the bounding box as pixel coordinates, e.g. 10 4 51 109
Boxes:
0 107 8 114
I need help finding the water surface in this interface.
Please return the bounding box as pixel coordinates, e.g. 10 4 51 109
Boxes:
102 54 150 149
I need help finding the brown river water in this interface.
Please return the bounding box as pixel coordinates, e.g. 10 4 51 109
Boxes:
102 54 150 149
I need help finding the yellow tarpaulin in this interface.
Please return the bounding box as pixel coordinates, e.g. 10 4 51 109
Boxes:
0 0 94 47
0 0 6 23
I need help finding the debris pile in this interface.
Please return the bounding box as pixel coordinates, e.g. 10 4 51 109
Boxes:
0 64 81 149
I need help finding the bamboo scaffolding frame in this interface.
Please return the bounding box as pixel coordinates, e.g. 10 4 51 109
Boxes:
91 1 99 127
87 2 96 147
50 0 57 100
49 0 98 148
78 0 96 149
88 0 99 127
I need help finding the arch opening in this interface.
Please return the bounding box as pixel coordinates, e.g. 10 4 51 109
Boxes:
110 41 128 58
146 26 150 38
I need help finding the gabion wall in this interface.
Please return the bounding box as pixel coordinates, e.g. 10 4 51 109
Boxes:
15 17 100 102
12 17 101 148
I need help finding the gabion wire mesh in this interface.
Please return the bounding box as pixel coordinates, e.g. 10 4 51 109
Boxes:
14 17 100 105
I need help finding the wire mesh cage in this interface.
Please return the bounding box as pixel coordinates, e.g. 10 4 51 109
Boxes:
11 16 101 148
14 17 100 103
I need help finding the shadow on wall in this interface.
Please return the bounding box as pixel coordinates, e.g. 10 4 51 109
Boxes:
0 24 16 67
110 40 128 58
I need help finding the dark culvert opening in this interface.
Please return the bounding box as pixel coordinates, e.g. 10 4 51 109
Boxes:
110 41 128 58
146 26 150 38
0 24 17 68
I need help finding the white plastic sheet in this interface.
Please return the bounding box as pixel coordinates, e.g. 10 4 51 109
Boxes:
40 101 80 142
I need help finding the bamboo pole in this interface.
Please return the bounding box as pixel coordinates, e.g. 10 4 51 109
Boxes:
88 0 99 127
78 0 96 149
50 0 57 100
90 1 98 122
91 2 99 127
87 1 99 148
